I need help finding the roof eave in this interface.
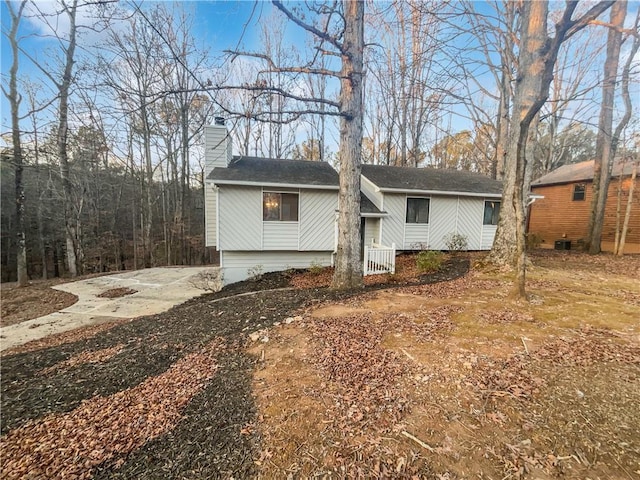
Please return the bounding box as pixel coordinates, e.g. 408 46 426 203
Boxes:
212 179 339 190
361 212 388 217
378 187 502 198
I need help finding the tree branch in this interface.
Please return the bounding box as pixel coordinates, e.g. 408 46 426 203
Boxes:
272 0 343 53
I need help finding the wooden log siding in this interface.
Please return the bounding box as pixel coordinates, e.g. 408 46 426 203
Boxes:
529 178 640 253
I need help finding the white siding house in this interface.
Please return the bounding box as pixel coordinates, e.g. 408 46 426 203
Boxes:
206 123 504 285
360 165 503 253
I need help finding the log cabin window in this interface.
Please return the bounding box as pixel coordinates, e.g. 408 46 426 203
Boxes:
263 192 299 221
573 184 586 201
483 200 501 225
406 197 430 224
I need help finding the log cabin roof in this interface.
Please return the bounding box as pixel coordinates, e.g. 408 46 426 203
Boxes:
533 160 636 187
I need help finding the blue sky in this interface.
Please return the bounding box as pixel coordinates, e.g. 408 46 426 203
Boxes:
2 1 637 152
0 1 281 132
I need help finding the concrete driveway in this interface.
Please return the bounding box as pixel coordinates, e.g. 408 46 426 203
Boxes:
1 266 221 352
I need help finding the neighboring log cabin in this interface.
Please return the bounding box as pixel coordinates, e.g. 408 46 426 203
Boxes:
529 160 640 254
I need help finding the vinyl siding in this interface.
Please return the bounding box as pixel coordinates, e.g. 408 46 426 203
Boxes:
263 222 298 250
361 175 384 209
404 224 430 249
529 178 640 253
381 194 405 247
204 125 231 175
299 190 338 250
457 198 483 250
363 218 381 246
205 184 217 247
429 196 459 250
221 251 333 285
218 186 262 250
481 224 497 250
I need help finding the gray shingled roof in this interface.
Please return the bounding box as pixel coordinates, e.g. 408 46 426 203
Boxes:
209 156 339 187
360 193 385 215
361 164 503 195
532 160 635 186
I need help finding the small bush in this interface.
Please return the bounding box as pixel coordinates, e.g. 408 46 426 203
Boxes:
416 250 444 272
526 233 543 250
444 232 469 251
308 260 324 276
247 264 264 281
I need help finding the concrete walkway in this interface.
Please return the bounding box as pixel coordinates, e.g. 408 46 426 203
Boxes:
1 266 221 352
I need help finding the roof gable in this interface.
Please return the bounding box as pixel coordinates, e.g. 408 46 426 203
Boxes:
533 160 636 186
361 164 503 196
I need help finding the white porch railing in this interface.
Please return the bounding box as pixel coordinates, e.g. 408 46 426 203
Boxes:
363 242 396 276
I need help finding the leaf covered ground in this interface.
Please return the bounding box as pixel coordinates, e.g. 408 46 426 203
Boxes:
1 250 639 479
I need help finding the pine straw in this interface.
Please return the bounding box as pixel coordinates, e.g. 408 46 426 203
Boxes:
1 339 223 479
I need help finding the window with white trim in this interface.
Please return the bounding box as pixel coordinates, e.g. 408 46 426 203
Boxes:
406 197 430 224
263 192 299 221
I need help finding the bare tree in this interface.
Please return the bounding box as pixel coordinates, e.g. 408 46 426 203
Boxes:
489 0 614 298
228 1 365 289
585 1 635 253
2 0 28 286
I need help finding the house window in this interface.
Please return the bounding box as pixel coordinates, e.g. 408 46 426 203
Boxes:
573 184 586 201
406 197 430 224
483 200 501 225
263 192 299 221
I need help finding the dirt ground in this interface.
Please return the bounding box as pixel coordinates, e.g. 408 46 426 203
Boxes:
0 274 114 327
1 251 638 479
249 250 640 479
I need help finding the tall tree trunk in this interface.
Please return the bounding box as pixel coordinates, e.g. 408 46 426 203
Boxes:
57 0 80 277
494 70 510 180
5 0 28 286
332 0 365 290
585 0 627 253
489 0 614 297
617 160 637 255
142 112 154 268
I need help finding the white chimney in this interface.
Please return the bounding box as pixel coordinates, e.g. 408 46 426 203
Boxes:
205 119 232 177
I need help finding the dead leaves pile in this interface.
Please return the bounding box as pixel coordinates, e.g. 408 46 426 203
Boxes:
469 327 639 403
531 249 640 279
401 275 508 300
479 308 535 325
96 287 137 299
1 339 222 479
535 327 640 366
289 255 429 290
308 314 410 426
38 344 125 376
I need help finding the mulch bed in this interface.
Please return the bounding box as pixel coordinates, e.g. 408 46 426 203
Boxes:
1 258 470 478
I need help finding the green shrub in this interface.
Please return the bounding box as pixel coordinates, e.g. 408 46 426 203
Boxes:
416 250 444 272
308 260 324 276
